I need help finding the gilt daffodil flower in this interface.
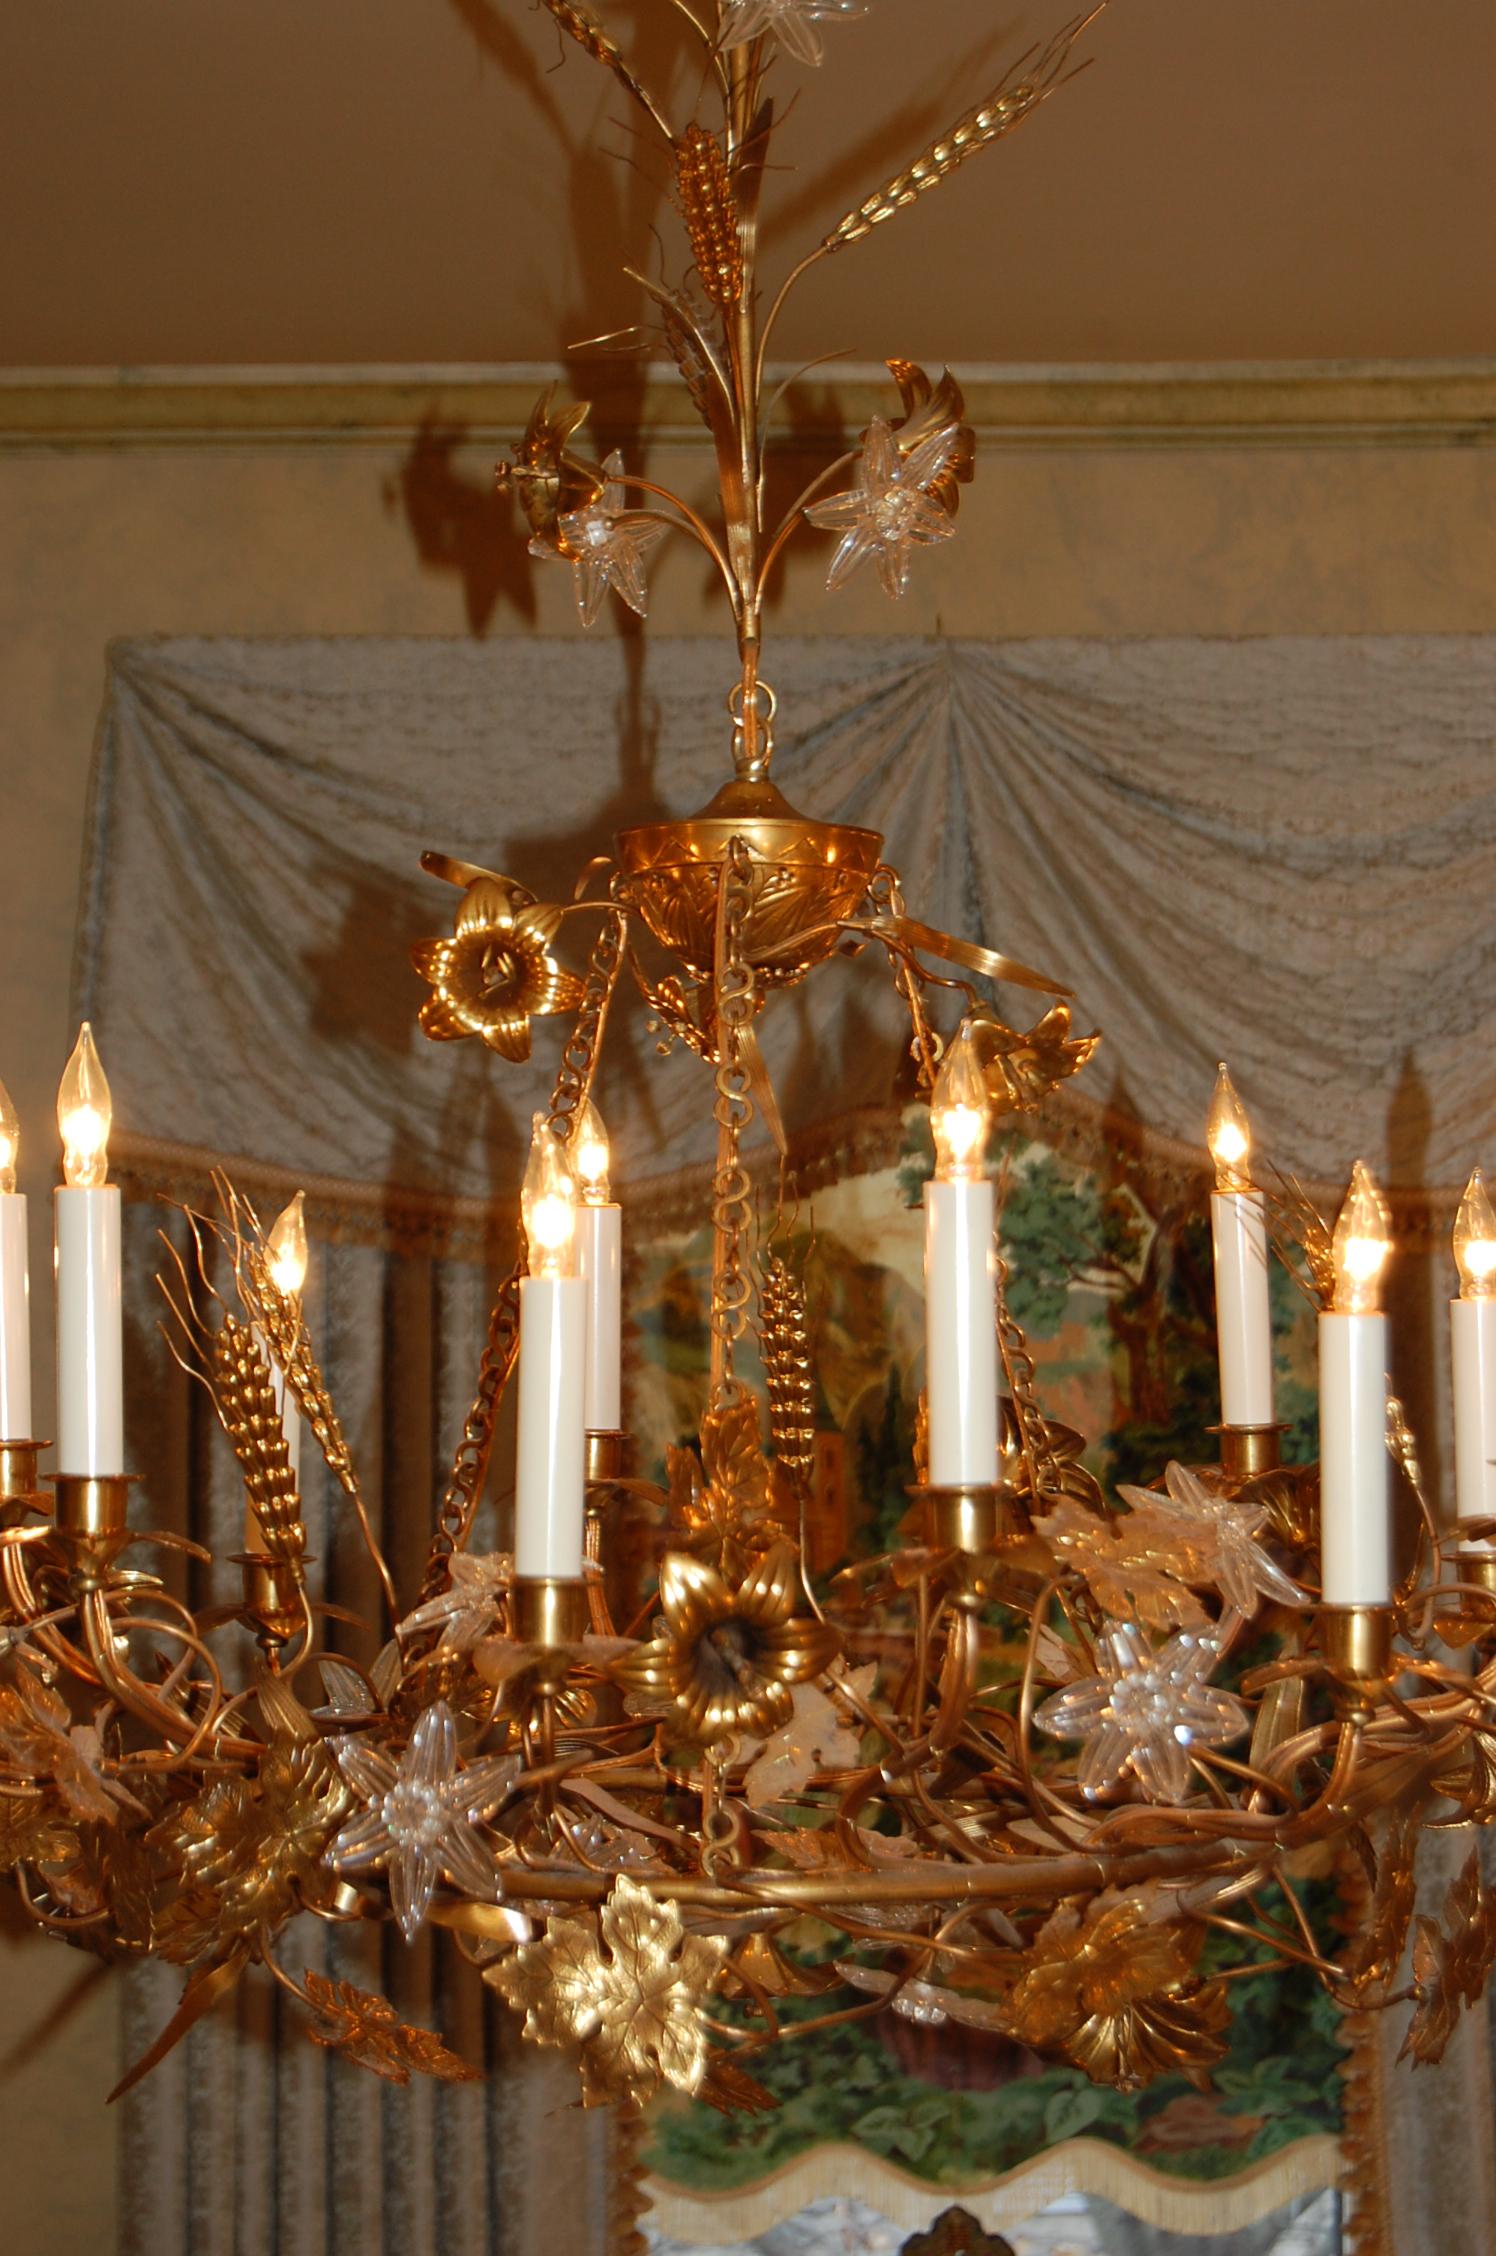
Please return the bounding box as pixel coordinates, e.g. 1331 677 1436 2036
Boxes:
327 1701 518 1942
806 416 961 598
1034 1621 1248 1805
611 1544 838 1742
411 876 583 1061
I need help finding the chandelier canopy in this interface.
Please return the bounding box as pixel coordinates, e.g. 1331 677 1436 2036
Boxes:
3 0 1496 2129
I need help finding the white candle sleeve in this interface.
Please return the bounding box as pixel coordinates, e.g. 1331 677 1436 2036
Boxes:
1210 1191 1275 1428
1318 1310 1390 1605
578 1204 622 1432
1452 1297 1496 1542
0 1195 32 1438
925 1178 999 1488
55 1185 124 1476
515 1276 588 1579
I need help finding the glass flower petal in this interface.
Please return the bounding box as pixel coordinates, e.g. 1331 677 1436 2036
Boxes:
328 1700 518 1943
1035 1622 1249 1806
718 0 866 67
806 416 959 598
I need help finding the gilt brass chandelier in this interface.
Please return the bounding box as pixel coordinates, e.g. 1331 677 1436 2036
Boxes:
5 0 1496 2128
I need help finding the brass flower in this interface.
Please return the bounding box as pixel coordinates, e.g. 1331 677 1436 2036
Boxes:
411 876 583 1061
487 1872 728 2106
496 387 607 550
611 1544 838 1742
1002 1896 1231 2091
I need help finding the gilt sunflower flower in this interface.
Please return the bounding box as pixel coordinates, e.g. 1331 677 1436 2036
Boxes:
1002 1896 1231 2091
611 1544 838 1742
411 876 583 1061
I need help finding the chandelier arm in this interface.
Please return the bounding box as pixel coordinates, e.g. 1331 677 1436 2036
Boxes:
1200 1909 1341 1984
76 1588 230 1764
756 451 858 598
14 1865 112 1935
603 474 737 596
754 250 832 394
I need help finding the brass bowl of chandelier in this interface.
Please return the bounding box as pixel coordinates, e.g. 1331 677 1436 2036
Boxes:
616 777 884 990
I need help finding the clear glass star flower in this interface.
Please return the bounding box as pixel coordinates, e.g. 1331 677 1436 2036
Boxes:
717 0 867 67
805 417 960 598
1119 1462 1307 1618
397 1552 514 1657
541 452 667 628
1034 1622 1249 1805
327 1701 518 1941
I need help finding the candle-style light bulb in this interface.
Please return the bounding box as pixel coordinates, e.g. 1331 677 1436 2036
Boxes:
572 1100 611 1207
1331 1160 1392 1316
267 1191 308 1299
0 1079 18 1196
931 1022 991 1183
522 1116 579 1279
1207 1063 1254 1193
57 1024 112 1191
1454 1169 1496 1302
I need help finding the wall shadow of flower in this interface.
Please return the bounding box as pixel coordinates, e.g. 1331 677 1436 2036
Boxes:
385 417 538 637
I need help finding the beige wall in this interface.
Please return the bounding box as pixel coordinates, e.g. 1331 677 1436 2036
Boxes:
4 370 1496 2249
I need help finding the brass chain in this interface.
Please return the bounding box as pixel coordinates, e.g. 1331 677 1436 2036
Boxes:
870 865 940 1092
994 1241 1048 1508
547 909 627 1141
418 911 628 1604
709 839 758 1404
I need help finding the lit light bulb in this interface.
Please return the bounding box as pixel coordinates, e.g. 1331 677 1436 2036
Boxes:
267 1190 308 1299
0 1078 18 1196
1454 1168 1496 1302
1207 1063 1254 1193
57 1024 112 1191
931 1021 991 1183
1331 1160 1392 1316
572 1099 611 1206
522 1115 579 1279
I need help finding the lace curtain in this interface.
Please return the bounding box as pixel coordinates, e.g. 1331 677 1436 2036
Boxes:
77 632 1496 2256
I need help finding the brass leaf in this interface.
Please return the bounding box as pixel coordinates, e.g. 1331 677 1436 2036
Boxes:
302 1971 479 2084
486 1873 728 2106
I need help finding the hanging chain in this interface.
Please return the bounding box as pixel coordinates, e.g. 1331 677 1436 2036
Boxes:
418 911 628 1604
994 1240 1048 1512
547 908 627 1141
418 1263 525 1605
870 865 941 1093
709 839 759 1405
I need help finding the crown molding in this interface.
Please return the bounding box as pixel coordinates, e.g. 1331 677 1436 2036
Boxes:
3 359 1496 453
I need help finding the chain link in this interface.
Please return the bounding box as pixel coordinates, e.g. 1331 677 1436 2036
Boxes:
709 839 758 1404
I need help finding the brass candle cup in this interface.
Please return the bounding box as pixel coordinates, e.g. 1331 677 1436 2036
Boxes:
48 1472 138 1591
1214 1424 1284 1481
0 1439 47 1524
583 1430 628 1487
510 1575 589 1694
1319 1603 1394 1719
918 1483 1009 1558
233 1552 311 1649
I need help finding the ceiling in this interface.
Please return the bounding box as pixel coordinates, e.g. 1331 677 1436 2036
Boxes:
5 0 1496 371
